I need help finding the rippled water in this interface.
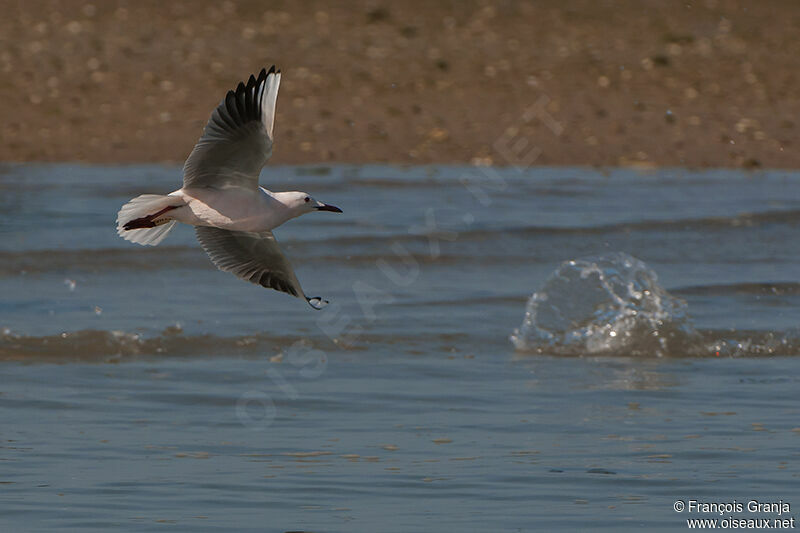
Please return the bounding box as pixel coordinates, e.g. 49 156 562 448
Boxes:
2 164 799 531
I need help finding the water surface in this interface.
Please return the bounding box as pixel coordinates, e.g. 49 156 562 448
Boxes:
1 164 799 531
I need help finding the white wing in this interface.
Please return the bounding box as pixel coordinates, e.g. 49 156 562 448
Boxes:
195 226 328 310
182 66 281 191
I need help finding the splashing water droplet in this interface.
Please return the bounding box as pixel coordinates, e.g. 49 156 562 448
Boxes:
510 252 702 357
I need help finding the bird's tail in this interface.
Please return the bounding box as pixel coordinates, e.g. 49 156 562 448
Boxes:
116 194 181 246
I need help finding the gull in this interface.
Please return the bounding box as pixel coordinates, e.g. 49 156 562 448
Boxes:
116 66 342 310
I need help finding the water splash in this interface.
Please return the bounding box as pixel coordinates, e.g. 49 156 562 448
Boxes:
511 252 703 357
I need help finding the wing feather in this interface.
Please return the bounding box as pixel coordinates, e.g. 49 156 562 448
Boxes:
183 66 281 191
195 226 331 309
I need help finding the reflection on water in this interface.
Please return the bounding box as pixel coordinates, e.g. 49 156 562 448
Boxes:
516 354 683 391
1 164 800 531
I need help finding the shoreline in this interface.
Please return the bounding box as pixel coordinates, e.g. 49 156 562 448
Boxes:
2 1 798 169
3 161 785 176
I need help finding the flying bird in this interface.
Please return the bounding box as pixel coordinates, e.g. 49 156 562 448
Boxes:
116 66 342 309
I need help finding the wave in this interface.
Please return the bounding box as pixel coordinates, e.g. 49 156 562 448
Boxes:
303 209 800 245
0 247 204 275
512 328 800 358
0 328 300 362
674 282 800 296
496 210 800 238
0 247 545 276
3 326 798 363
0 328 474 362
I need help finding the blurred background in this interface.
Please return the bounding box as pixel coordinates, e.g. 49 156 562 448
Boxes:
2 0 798 168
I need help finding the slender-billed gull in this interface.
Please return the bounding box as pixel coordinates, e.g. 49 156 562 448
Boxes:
116 66 342 310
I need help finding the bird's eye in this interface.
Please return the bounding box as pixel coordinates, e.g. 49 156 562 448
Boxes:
304 197 310 203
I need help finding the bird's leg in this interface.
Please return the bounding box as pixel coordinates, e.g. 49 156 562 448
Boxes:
123 205 179 230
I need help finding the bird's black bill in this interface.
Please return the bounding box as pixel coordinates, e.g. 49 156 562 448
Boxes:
315 204 343 213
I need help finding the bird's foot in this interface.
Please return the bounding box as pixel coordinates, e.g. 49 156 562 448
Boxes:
306 297 329 310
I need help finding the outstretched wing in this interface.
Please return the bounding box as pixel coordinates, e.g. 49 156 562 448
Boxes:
182 66 281 191
195 226 328 310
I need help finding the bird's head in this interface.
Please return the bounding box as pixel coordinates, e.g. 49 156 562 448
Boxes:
278 191 342 218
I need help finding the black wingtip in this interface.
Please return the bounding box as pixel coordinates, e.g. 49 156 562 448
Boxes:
254 66 279 83
220 89 241 126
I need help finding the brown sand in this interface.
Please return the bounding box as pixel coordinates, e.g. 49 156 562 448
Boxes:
2 0 799 168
